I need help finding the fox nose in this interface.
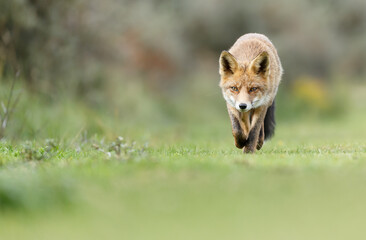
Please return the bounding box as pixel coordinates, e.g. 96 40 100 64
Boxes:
239 103 247 110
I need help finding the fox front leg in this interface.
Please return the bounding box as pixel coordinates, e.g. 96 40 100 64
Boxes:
228 106 249 149
243 106 267 153
229 113 246 149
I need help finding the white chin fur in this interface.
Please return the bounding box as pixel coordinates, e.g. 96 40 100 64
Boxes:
223 92 271 112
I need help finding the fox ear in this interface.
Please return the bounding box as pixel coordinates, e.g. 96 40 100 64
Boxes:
250 51 269 77
219 51 238 76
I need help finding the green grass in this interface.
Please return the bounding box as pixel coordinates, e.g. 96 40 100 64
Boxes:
0 80 365 240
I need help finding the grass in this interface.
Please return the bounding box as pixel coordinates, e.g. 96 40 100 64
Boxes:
0 78 365 240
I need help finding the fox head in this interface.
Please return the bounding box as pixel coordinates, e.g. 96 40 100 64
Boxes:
219 51 270 112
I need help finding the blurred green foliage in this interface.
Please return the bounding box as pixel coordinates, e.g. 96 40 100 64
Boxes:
0 0 365 135
0 0 109 94
1 0 365 96
0 1 363 148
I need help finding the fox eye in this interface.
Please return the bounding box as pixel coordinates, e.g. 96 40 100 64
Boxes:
249 87 258 93
231 86 239 92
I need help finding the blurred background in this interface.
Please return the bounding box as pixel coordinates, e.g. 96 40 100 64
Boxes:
0 0 365 141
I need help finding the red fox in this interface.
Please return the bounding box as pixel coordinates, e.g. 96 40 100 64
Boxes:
219 33 283 153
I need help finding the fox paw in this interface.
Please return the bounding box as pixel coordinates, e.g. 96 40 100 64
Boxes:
234 136 248 149
243 146 255 154
256 140 263 150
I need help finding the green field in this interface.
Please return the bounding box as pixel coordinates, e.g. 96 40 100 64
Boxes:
0 80 365 240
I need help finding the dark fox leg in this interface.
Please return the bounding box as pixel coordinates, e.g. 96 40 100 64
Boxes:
264 99 276 140
256 122 265 150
